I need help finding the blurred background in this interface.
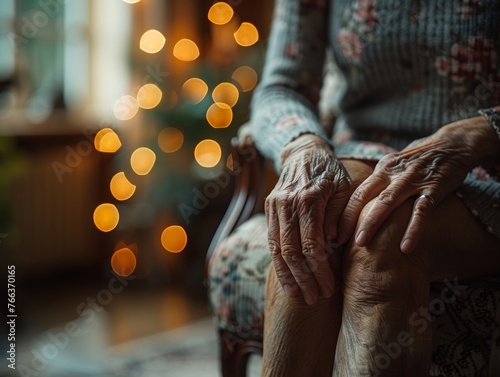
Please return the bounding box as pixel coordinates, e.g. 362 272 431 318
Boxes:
0 0 272 375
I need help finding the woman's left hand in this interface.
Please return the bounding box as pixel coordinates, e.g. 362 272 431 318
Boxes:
337 120 483 253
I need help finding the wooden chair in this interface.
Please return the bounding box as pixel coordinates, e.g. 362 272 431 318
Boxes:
206 130 270 377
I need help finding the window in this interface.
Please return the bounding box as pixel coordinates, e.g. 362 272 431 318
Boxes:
0 0 132 125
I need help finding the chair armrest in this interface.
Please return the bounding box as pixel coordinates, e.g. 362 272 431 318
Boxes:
206 127 277 275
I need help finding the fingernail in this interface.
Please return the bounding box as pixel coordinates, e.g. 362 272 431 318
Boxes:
355 230 368 246
401 239 413 253
283 284 296 298
303 291 316 305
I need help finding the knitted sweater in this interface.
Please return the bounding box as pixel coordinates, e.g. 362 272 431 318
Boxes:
250 0 500 237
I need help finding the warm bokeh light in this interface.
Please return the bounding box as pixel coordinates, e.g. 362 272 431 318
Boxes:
232 66 258 92
161 225 188 253
122 0 141 3
137 83 162 109
212 82 239 107
182 78 208 104
206 102 233 128
110 172 136 201
208 2 234 25
93 203 119 232
94 128 122 153
158 127 184 153
130 147 156 175
173 39 200 62
234 22 259 47
111 248 136 277
194 139 222 168
114 95 139 121
140 29 166 54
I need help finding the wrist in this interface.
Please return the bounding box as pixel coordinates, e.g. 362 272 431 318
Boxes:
440 116 500 169
280 133 333 167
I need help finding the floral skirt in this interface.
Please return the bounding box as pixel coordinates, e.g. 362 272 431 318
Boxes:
208 213 500 376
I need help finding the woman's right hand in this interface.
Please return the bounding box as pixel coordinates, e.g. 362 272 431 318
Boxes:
265 134 352 305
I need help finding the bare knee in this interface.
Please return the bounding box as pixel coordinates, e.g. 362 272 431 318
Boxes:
341 200 430 304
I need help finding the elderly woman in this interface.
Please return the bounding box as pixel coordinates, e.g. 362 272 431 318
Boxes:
210 0 500 375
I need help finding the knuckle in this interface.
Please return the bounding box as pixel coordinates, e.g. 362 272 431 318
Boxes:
281 248 300 264
378 153 398 168
268 240 281 256
385 152 401 164
272 268 296 287
265 192 280 207
377 190 398 207
277 192 295 207
350 185 371 205
275 191 290 204
267 190 290 204
301 238 322 257
297 192 316 206
264 195 273 207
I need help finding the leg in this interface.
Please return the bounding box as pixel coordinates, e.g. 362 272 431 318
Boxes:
261 160 374 377
336 199 432 376
336 192 500 376
261 263 342 377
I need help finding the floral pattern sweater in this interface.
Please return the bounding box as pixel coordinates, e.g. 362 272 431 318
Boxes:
250 0 500 238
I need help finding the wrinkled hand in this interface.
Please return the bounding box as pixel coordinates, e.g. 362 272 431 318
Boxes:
266 135 352 305
338 124 478 253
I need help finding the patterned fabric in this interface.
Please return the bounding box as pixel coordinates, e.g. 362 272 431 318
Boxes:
208 214 500 376
430 279 500 376
250 0 500 238
209 214 270 341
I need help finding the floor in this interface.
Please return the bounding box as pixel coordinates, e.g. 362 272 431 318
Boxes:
8 270 229 376
10 269 264 377
20 269 210 347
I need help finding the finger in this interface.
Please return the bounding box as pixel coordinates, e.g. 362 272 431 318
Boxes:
324 196 346 240
338 173 387 245
400 193 436 254
277 199 320 304
298 196 334 302
266 201 299 298
324 177 352 240
354 179 416 247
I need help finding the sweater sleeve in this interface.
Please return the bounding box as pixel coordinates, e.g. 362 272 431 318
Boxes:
478 105 500 180
250 0 331 171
